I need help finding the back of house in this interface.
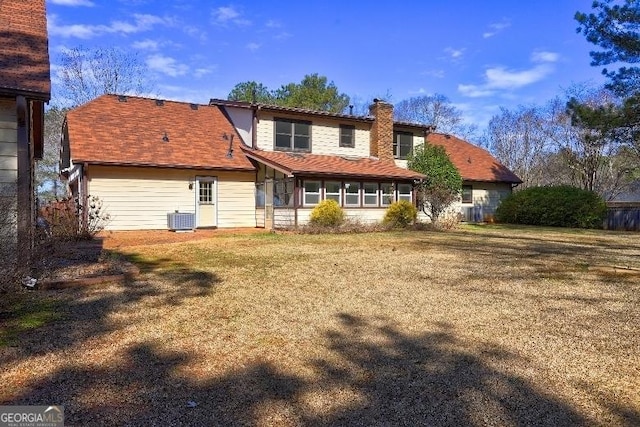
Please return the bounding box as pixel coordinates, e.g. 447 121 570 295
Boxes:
0 0 51 270
62 95 520 230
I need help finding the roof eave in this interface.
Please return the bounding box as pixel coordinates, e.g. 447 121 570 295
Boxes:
74 160 256 172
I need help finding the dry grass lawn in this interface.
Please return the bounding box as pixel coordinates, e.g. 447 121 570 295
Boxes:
1 225 638 426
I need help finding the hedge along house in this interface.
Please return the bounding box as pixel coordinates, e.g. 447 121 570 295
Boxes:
61 95 257 230
209 99 428 228
0 0 51 265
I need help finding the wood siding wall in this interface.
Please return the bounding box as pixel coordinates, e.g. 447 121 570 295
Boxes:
0 98 17 252
256 113 371 157
88 166 256 230
605 203 640 231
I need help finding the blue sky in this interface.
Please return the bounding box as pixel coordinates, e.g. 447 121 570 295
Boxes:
46 0 607 133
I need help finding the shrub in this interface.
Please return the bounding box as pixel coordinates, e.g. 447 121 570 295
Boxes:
495 185 606 228
383 200 418 228
40 195 111 240
309 199 344 227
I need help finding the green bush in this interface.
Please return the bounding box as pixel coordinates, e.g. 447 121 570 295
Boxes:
495 185 606 228
383 200 418 228
309 199 345 227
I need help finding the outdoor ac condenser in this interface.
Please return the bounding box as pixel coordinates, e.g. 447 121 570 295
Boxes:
167 212 195 231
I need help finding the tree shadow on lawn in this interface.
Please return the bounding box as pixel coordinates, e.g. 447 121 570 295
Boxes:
410 232 639 285
5 313 624 426
0 251 220 364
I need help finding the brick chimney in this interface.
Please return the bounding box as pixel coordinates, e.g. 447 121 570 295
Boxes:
369 99 394 161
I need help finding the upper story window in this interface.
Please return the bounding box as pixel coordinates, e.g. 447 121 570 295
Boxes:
275 118 311 152
393 131 413 159
339 124 355 148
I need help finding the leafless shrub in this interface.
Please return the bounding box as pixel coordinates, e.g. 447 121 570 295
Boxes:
40 195 110 240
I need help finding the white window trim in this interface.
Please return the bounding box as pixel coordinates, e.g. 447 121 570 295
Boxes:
363 182 379 207
325 181 342 205
344 182 361 207
303 180 321 206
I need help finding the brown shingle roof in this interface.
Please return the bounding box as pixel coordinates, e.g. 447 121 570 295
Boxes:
66 95 255 171
427 133 522 184
244 149 425 180
0 0 50 99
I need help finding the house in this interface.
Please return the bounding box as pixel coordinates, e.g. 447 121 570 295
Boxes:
426 133 522 221
210 98 520 226
62 95 520 230
61 95 257 230
0 0 51 264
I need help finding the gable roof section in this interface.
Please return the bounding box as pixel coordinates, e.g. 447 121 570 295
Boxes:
427 133 522 184
244 148 425 180
66 95 255 171
0 0 50 99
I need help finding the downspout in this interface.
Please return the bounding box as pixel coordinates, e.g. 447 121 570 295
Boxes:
81 162 89 230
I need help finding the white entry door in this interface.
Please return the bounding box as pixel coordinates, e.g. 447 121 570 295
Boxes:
196 176 217 228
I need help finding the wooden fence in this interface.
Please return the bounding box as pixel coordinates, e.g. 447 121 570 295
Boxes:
605 202 640 231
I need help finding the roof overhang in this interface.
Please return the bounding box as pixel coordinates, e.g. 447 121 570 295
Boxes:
73 160 256 172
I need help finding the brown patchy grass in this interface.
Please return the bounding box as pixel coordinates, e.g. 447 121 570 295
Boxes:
1 225 639 426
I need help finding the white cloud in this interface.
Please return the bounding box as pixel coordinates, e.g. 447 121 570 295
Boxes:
146 54 188 77
246 42 261 52
132 39 160 50
458 50 557 98
193 66 217 78
265 19 281 28
483 19 511 38
420 69 445 78
444 47 465 59
49 0 95 6
212 5 251 27
531 50 559 63
47 13 171 39
274 32 292 40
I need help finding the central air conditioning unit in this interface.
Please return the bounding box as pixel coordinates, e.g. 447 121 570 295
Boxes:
167 212 195 231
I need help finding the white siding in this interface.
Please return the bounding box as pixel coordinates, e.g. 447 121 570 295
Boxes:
256 113 371 157
0 99 17 185
274 207 296 228
0 98 17 253
224 106 253 147
88 166 256 230
458 181 513 221
217 171 256 227
295 208 386 226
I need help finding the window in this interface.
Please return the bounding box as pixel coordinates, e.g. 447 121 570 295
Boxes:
363 183 378 206
339 124 355 148
344 182 360 206
325 181 342 203
462 185 473 203
275 118 311 151
274 179 294 207
255 183 265 207
393 131 413 159
199 181 213 204
381 183 395 206
303 180 321 206
397 183 412 202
